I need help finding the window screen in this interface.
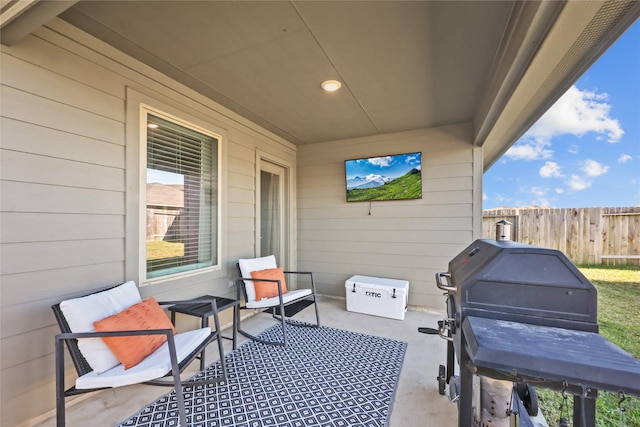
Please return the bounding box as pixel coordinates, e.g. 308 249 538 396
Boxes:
145 113 218 279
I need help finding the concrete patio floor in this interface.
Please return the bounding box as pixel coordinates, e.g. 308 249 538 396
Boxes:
31 296 459 426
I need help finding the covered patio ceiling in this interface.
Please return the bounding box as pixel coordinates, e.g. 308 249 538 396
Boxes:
2 1 639 168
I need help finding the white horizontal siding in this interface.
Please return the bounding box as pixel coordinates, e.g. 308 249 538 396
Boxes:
297 124 478 309
1 239 125 275
299 229 472 245
2 326 57 370
0 263 125 306
1 117 124 167
298 202 473 220
2 85 124 144
1 18 297 426
1 212 124 243
1 149 124 190
298 216 470 231
1 51 124 121
1 181 125 214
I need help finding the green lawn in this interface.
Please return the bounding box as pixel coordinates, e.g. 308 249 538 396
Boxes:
537 264 640 427
147 240 184 260
346 168 421 201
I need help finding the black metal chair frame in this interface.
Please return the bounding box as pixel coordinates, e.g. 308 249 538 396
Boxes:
236 265 321 347
52 295 227 427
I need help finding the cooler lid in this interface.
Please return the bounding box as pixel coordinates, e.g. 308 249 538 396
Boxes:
346 275 409 290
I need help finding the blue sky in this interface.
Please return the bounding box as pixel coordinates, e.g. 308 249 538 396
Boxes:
483 20 640 209
345 152 421 183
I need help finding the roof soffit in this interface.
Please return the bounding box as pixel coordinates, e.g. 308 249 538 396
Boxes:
57 1 514 144
481 0 640 170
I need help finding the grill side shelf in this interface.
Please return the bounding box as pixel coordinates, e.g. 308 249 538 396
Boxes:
462 316 640 397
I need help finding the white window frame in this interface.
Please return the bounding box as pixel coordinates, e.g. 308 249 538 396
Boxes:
126 89 225 287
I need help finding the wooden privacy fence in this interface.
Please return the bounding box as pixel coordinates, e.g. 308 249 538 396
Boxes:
483 207 640 266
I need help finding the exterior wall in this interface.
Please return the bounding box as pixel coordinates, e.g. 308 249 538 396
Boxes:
296 125 481 309
0 19 295 426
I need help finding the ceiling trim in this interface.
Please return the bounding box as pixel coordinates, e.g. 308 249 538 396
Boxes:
473 1 565 147
0 0 77 46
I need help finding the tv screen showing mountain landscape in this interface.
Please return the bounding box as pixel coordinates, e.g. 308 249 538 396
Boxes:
345 152 422 202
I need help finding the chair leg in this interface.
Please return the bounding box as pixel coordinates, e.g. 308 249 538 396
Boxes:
234 278 325 347
279 297 288 347
271 297 320 329
232 304 238 350
238 323 287 347
310 274 321 328
240 296 332 347
166 337 188 427
55 337 66 427
313 295 321 327
236 279 286 347
211 304 228 379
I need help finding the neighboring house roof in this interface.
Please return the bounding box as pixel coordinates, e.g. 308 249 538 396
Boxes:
146 183 184 209
2 1 638 168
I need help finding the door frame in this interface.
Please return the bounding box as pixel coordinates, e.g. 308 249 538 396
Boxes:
255 150 295 271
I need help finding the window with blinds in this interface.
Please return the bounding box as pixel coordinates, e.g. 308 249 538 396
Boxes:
145 113 219 279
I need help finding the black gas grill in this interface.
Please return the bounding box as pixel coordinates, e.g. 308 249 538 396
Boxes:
432 239 640 427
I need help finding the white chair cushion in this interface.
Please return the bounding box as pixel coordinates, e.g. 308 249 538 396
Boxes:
75 327 212 389
238 255 277 302
245 289 312 309
59 281 142 374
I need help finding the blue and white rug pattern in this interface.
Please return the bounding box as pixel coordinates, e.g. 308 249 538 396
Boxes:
119 324 407 427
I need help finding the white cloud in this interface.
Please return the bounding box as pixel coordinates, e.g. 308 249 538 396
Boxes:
506 86 624 162
519 186 552 207
505 140 553 161
539 161 562 178
618 154 632 163
483 192 488 201
527 85 624 143
555 188 564 194
530 186 548 197
368 156 392 167
405 155 420 166
581 159 609 177
365 173 383 182
566 174 591 191
494 194 508 203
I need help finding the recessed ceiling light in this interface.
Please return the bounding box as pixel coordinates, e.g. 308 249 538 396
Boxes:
147 123 159 129
321 80 342 92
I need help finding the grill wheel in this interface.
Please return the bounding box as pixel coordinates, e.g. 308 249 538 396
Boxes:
437 364 446 395
516 383 539 416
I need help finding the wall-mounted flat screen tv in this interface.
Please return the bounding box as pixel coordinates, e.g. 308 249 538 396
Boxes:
345 152 422 202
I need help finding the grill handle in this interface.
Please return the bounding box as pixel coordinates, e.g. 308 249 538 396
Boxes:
438 318 454 342
435 272 456 292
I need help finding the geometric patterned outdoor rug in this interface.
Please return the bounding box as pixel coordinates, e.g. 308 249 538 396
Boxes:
119 323 407 427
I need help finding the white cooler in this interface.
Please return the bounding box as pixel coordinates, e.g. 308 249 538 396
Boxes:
345 275 409 320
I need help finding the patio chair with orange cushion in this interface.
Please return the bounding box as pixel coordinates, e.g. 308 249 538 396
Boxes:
236 255 321 346
52 281 227 427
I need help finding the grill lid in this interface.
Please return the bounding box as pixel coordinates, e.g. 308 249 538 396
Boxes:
449 239 597 325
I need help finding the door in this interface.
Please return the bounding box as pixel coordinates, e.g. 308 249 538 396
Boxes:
259 160 287 265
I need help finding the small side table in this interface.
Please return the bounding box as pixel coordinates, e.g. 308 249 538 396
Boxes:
168 295 239 370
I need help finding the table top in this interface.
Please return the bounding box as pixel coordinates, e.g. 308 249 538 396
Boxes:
168 295 239 317
463 316 640 397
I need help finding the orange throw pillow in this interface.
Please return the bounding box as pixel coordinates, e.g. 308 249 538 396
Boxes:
251 267 288 301
93 297 177 369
